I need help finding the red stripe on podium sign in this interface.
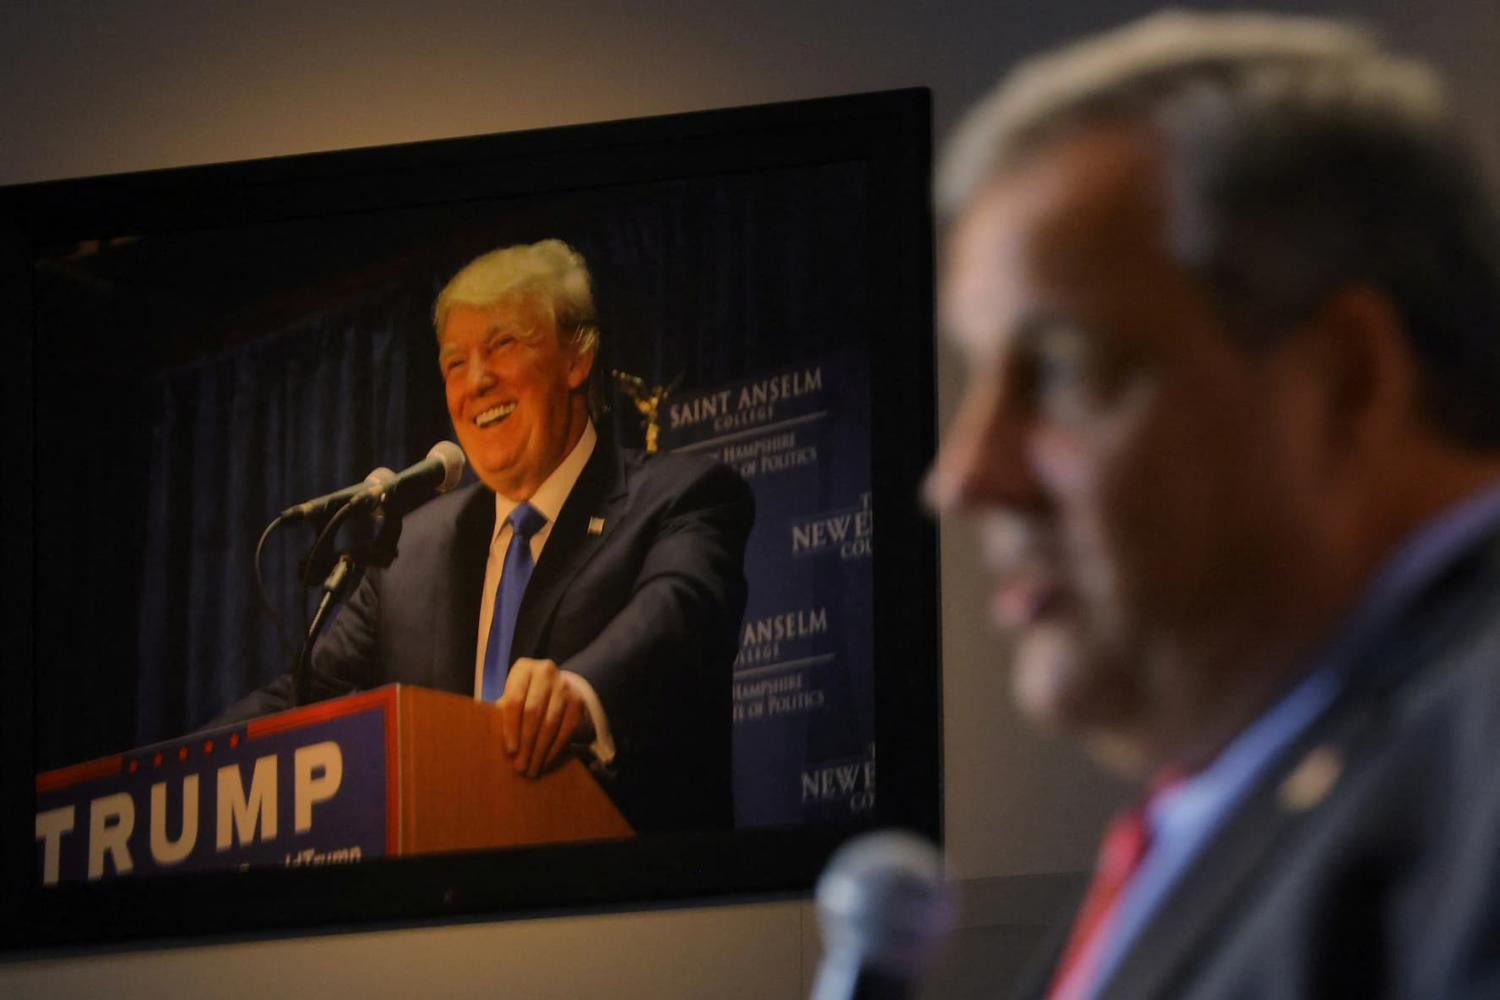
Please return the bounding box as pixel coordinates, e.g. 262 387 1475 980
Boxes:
35 755 124 793
246 686 400 740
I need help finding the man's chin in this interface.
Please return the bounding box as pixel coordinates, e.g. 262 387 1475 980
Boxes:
1010 626 1151 775
1009 624 1121 731
470 462 525 499
1010 625 1086 730
456 443 522 495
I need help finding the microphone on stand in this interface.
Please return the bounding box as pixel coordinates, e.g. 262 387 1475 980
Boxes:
257 466 399 660
349 441 466 520
302 441 467 586
280 467 398 523
290 442 466 706
811 830 958 1000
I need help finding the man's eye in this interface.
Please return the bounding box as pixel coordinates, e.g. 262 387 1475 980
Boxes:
1036 348 1086 395
1032 340 1092 398
1031 337 1096 415
444 358 466 376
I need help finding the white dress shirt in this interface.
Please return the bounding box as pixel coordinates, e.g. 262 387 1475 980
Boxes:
471 420 616 766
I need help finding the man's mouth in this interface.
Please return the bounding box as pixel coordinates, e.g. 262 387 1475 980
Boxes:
992 574 1066 629
975 517 1071 627
474 403 517 428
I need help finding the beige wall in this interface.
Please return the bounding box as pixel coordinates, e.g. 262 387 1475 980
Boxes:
4 1 1495 996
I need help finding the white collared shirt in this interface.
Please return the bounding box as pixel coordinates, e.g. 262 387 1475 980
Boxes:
471 421 615 765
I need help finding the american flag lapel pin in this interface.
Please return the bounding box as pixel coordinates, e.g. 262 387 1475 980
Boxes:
587 516 606 536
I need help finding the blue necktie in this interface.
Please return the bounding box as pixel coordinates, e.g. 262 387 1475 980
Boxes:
481 502 548 701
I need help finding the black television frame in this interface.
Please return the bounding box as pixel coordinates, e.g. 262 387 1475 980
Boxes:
0 89 939 949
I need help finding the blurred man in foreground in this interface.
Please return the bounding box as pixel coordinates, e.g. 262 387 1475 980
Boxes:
926 12 1500 998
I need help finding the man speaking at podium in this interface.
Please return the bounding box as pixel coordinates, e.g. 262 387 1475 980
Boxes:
926 12 1500 998
218 239 754 833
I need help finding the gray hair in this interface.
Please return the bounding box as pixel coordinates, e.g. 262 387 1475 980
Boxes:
939 10 1500 447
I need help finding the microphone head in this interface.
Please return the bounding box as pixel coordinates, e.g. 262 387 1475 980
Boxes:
426 441 466 493
365 467 398 489
815 830 957 982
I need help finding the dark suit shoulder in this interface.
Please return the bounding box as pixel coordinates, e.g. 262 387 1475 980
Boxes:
1387 528 1500 741
394 479 491 540
621 447 753 509
1176 528 1500 1000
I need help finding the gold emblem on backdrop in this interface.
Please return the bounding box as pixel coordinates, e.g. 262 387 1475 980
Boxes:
611 369 682 454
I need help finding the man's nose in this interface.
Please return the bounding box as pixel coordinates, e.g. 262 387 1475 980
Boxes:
466 356 497 393
923 380 1042 515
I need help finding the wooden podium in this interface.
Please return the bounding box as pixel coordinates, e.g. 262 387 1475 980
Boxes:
376 685 634 854
34 685 633 885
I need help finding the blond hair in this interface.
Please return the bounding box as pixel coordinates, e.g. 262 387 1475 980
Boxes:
433 238 600 357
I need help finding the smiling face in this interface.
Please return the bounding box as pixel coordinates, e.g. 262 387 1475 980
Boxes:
440 296 593 500
928 126 1339 769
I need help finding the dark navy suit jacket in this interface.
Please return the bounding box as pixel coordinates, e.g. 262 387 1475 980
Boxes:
216 437 754 833
1015 525 1500 999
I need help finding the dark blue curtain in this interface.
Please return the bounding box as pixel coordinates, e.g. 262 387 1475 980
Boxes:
134 285 449 742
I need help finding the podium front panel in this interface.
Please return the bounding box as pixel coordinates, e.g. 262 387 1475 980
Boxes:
35 688 397 885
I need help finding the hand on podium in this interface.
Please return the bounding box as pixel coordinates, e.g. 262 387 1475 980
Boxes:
498 658 599 779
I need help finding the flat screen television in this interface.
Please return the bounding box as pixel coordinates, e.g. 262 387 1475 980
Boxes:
1 89 939 947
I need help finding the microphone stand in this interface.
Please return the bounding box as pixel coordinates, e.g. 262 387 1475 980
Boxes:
291 500 403 707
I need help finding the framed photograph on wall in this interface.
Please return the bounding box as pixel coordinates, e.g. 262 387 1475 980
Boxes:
0 89 939 947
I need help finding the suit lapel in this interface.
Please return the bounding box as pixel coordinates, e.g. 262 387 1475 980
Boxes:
1097 721 1359 999
1099 530 1500 999
1012 890 1088 1000
511 436 629 659
433 483 495 696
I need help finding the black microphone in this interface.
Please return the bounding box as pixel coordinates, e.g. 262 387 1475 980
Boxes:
280 467 398 522
811 831 958 1000
352 441 466 519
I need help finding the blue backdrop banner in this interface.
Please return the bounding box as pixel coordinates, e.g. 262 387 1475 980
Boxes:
662 351 875 827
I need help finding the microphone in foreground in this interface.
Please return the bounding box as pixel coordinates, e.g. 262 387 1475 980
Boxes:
812 830 958 1000
353 441 466 519
280 467 397 522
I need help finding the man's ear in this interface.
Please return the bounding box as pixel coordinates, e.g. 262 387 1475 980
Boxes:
1296 285 1416 456
567 342 596 391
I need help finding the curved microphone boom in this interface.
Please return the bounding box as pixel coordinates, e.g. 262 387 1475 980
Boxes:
812 830 958 1000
